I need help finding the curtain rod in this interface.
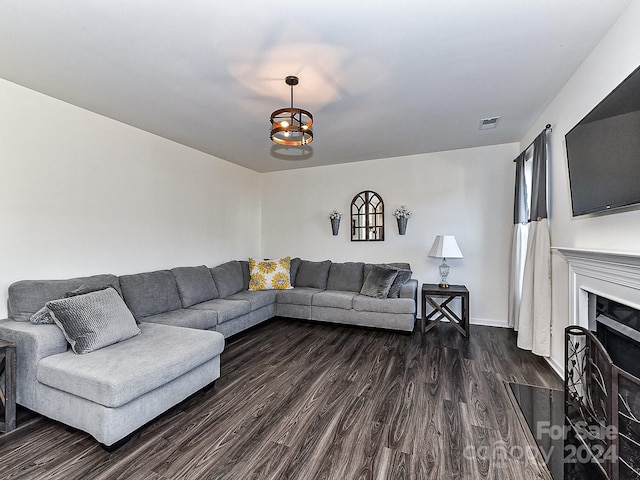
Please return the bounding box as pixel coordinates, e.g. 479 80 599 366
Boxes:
513 124 552 161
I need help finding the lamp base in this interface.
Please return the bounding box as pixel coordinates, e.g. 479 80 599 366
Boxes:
438 258 451 288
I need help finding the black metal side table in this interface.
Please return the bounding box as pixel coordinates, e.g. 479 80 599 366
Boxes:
0 339 16 432
421 283 469 336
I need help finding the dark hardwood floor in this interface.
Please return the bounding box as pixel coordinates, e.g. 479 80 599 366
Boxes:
0 318 563 479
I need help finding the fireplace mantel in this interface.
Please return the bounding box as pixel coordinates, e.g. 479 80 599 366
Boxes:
555 247 640 328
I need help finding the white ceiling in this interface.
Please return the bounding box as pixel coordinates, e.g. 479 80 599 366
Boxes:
0 1 634 172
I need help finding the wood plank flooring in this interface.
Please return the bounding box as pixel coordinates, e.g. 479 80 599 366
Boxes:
0 318 563 479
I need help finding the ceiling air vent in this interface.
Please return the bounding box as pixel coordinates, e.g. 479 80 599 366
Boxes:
479 116 500 130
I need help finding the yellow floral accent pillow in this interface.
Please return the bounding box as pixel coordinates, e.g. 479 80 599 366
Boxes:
248 256 293 291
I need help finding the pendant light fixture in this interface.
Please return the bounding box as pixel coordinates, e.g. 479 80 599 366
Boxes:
270 76 313 146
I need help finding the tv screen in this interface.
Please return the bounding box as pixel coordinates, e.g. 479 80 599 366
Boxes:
565 65 640 216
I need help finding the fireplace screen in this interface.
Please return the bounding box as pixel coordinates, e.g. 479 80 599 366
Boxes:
565 326 640 479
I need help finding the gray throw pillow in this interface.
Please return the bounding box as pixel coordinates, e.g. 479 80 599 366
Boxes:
30 306 55 325
46 288 141 354
360 265 399 299
289 257 302 285
64 283 121 298
387 268 412 298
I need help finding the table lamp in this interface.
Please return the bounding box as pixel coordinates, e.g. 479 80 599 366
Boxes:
428 235 463 288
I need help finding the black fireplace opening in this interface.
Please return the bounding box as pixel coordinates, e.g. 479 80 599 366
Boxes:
594 295 640 379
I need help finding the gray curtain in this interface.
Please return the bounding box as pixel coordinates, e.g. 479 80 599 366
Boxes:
510 129 551 356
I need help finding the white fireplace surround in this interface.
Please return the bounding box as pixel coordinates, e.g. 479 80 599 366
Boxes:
556 248 640 330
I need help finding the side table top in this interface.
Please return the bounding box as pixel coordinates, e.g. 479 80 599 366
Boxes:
422 283 468 294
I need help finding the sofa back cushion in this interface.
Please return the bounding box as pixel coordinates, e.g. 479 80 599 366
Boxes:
326 262 365 292
170 265 219 308
119 270 182 319
295 260 332 289
8 274 121 322
210 260 246 298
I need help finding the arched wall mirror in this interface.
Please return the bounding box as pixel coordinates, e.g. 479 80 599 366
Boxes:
351 190 384 241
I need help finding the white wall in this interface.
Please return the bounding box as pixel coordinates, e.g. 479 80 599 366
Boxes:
519 1 640 372
261 143 519 326
0 79 262 318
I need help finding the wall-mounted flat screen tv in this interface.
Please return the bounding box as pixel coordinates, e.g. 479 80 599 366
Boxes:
565 65 640 216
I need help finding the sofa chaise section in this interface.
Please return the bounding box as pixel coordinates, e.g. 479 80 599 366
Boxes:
0 273 226 447
35 322 224 446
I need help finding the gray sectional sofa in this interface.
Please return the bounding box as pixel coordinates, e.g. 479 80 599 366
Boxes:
0 258 416 447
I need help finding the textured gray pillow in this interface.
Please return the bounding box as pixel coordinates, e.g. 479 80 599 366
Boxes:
295 260 332 289
387 268 412 298
46 288 141 354
360 265 399 299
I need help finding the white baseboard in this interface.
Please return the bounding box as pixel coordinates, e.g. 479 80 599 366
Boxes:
544 356 564 380
469 317 509 328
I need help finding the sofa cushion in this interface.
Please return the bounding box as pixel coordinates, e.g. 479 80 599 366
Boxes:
46 288 141 354
210 261 246 298
295 260 331 289
119 270 182 320
140 308 218 330
171 265 219 308
312 290 359 310
37 323 224 408
8 274 121 322
353 295 416 314
387 268 413 298
189 298 251 324
326 262 365 292
276 287 324 306
360 265 398 299
226 290 277 310
248 257 292 291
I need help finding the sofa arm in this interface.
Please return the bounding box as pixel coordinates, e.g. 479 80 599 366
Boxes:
0 318 68 408
399 279 418 300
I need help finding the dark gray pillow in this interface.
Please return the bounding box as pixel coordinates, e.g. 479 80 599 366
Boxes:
295 260 332 289
64 283 121 298
326 262 365 292
239 260 251 290
171 265 218 307
30 306 55 324
360 265 398 299
46 288 141 354
289 257 302 285
210 261 245 298
387 269 412 298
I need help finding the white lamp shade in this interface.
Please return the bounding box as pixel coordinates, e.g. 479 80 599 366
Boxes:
428 235 463 259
